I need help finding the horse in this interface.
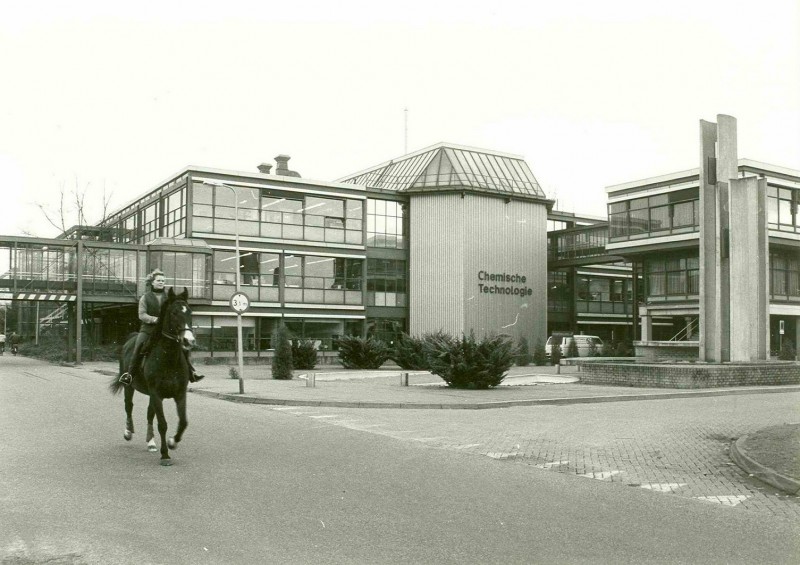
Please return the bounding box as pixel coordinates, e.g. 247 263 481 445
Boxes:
109 287 196 466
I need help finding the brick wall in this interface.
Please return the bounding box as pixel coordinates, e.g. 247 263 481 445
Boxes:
581 362 800 389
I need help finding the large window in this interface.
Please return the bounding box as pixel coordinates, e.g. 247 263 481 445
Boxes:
366 259 407 307
192 182 363 244
609 188 699 240
367 198 405 249
150 250 211 299
770 250 800 301
646 254 699 298
767 186 799 233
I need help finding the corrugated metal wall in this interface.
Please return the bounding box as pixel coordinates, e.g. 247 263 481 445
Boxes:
409 192 548 347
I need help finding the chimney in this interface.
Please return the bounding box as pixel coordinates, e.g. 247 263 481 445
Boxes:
274 154 301 178
257 163 272 174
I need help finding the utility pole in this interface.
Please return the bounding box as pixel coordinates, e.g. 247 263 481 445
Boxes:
404 107 408 154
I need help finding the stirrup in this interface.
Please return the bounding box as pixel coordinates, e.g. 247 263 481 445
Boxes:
189 372 205 383
119 372 133 385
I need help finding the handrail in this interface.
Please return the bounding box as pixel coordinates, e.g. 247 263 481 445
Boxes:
669 317 699 341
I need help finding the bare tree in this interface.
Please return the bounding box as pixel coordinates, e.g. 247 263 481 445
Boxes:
27 177 114 237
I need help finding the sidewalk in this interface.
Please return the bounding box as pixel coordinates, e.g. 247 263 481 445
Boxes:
85 360 800 494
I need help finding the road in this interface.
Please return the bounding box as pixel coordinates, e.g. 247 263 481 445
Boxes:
1 356 798 564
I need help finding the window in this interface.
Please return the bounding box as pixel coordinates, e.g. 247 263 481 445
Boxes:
367 198 405 249
608 188 700 240
767 185 798 232
367 259 407 307
646 254 699 297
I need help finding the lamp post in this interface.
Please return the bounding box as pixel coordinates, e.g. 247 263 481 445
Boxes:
203 180 246 394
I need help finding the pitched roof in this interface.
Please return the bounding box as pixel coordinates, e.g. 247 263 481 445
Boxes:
338 142 547 199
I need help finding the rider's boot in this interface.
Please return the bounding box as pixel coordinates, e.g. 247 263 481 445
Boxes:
119 349 144 386
185 353 205 383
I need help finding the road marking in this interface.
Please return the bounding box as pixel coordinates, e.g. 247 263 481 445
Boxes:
534 460 570 469
580 470 622 480
640 483 688 493
308 415 337 419
271 406 301 411
694 495 750 507
487 452 520 459
452 444 482 450
410 437 445 443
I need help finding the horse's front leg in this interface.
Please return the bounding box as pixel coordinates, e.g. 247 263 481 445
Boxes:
169 393 188 449
123 385 135 441
150 395 171 466
146 402 157 453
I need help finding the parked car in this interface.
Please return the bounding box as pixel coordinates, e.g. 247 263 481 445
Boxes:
545 334 603 358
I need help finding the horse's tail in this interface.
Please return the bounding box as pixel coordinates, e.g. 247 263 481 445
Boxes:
109 375 125 395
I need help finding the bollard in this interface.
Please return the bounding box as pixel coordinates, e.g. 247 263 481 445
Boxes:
400 372 409 386
306 372 315 387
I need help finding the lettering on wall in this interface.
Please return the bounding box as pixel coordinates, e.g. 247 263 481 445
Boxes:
477 270 533 297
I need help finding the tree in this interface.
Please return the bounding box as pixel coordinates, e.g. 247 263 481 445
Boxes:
272 324 294 379
28 178 114 238
515 336 531 366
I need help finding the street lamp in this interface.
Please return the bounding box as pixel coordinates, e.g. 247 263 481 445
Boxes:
202 180 247 394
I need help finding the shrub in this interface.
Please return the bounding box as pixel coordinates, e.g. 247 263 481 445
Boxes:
337 335 390 370
292 339 318 370
587 339 599 357
424 331 515 389
271 324 294 379
614 340 634 357
565 337 579 358
391 333 429 370
228 366 239 380
779 339 797 361
550 340 563 366
532 339 547 366
18 336 120 363
600 340 616 357
515 336 531 366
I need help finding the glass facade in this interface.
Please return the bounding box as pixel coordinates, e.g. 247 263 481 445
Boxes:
150 250 211 300
645 254 699 299
366 259 407 307
105 179 187 244
192 182 364 245
767 185 799 233
366 198 405 249
609 187 699 240
81 247 143 297
770 250 800 301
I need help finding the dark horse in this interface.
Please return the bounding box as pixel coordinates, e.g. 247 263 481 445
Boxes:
109 287 196 466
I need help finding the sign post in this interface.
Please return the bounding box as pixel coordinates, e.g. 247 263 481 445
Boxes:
230 292 249 394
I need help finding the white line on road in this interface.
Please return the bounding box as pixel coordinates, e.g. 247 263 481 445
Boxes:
580 470 622 480
640 483 688 493
694 495 750 507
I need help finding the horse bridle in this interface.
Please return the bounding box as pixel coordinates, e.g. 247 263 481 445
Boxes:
161 301 193 345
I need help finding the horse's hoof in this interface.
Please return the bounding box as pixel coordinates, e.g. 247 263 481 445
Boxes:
123 430 133 441
167 437 177 450
160 458 173 466
147 440 158 452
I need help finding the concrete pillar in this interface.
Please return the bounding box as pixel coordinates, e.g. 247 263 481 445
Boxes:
640 311 652 342
728 177 769 361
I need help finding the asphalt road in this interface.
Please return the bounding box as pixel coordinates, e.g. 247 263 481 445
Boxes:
1 356 798 564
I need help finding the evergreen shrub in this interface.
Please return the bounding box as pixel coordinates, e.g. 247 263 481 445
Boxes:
515 336 531 366
292 339 318 370
532 339 547 366
271 324 294 379
565 337 579 358
391 333 430 370
337 335 390 369
779 339 796 361
550 340 563 366
423 331 515 389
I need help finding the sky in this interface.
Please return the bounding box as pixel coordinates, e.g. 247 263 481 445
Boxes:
0 0 798 237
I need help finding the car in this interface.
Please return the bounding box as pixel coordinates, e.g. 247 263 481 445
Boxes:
545 334 603 358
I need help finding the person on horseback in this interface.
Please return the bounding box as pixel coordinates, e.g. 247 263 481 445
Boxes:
118 269 204 385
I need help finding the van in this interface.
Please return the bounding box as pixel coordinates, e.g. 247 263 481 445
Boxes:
545 334 603 358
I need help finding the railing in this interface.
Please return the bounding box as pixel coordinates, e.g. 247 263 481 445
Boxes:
669 317 699 341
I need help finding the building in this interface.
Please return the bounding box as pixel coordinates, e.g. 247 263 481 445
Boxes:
0 118 797 363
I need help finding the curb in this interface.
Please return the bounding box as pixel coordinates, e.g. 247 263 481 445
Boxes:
730 435 800 495
189 384 800 410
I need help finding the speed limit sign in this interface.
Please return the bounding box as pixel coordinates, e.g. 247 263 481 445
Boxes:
230 292 250 314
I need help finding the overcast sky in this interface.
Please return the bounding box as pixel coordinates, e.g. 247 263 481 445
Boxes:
1 0 798 237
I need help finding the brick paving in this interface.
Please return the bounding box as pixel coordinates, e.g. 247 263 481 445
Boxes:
261 393 800 520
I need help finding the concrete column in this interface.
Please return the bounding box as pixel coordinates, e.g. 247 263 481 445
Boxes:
640 311 652 342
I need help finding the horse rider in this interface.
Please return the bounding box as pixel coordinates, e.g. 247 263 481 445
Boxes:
119 269 204 385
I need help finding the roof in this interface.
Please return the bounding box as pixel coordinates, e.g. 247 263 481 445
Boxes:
337 142 547 199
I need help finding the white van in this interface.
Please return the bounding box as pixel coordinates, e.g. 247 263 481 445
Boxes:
546 334 603 358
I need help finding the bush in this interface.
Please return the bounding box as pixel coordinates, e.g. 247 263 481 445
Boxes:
532 339 547 366
587 339 599 357
614 340 634 357
515 336 531 366
271 324 294 379
292 339 318 370
228 366 239 380
600 340 616 357
779 339 797 361
391 333 430 370
18 336 120 363
337 335 390 370
550 340 563 366
424 331 515 389
565 338 579 358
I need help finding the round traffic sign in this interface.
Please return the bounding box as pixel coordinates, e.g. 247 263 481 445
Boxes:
230 292 250 313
